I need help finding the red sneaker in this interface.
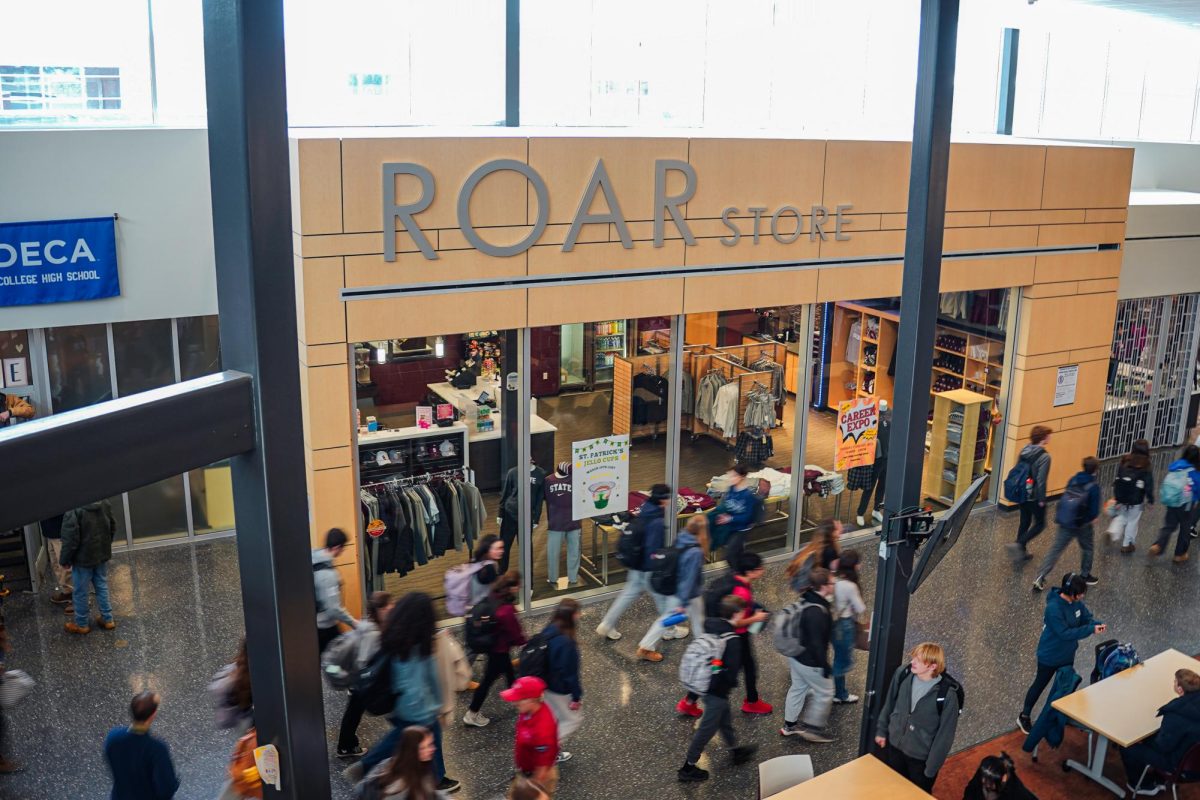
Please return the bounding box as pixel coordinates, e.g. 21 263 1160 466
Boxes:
741 700 774 715
676 698 703 718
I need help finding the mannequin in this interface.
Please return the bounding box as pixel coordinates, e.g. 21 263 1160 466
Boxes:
498 460 546 574
856 400 892 526
543 462 582 587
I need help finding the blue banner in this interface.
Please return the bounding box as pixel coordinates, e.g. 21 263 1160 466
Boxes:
0 216 120 307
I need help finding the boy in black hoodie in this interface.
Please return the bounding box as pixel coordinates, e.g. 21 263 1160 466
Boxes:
678 595 757 782
1121 668 1200 795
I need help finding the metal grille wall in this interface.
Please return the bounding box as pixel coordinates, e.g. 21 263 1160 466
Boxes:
1099 295 1200 460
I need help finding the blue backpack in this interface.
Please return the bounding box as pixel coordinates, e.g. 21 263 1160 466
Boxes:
1055 479 1094 528
1160 470 1194 508
1004 456 1036 504
1095 642 1140 681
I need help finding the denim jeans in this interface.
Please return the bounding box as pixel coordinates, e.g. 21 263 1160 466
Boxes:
638 596 704 651
547 529 582 584
361 717 445 782
599 569 653 631
72 562 113 628
1107 503 1144 547
831 617 857 700
1156 504 1193 557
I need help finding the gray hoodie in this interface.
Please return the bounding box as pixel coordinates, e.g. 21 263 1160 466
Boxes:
1019 444 1052 504
312 549 356 629
876 665 960 778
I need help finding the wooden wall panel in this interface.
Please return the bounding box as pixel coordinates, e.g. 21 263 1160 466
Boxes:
1008 359 1109 428
947 144 1045 212
685 312 719 346
312 446 352 471
528 278 684 327
685 235 819 267
1032 250 1123 284
815 263 903 302
345 250 526 287
683 269 818 313
943 225 1038 252
940 256 1035 293
346 289 528 341
1037 222 1126 247
307 364 352 451
301 257 347 345
528 240 684 276
306 344 348 367
1017 292 1118 356
1041 146 1135 210
290 138 343 235
687 139 827 219
818 229 906 260
301 230 433 259
822 141 911 214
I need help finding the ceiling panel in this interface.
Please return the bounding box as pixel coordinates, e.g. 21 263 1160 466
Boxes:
1069 0 1200 27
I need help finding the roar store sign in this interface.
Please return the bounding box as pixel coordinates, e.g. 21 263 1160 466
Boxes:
0 217 120 307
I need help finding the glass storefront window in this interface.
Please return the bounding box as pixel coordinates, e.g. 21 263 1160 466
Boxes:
45 324 112 412
178 315 222 380
113 319 175 395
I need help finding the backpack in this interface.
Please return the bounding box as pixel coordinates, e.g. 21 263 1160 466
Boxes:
321 628 364 689
1112 464 1148 506
679 632 736 696
313 561 333 614
1161 470 1194 508
352 649 397 717
1055 478 1094 528
1098 642 1141 681
703 572 738 618
616 516 648 569
517 632 551 681
465 597 499 655
1004 454 1037 504
1089 638 1118 684
901 665 965 716
444 562 489 617
649 545 696 596
771 599 817 659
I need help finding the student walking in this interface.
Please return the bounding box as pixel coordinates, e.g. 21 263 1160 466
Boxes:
831 550 867 705
714 466 760 570
874 642 961 792
60 500 117 635
465 572 526 726
104 692 181 800
785 519 841 593
780 567 836 743
1109 439 1154 554
1017 574 1104 735
1009 426 1053 561
1151 444 1200 564
728 552 772 715
502 677 560 796
332 591 393 758
540 599 583 764
312 528 357 653
678 595 758 783
1032 457 1101 591
354 725 447 800
595 485 671 642
639 514 708 663
469 535 504 610
543 463 582 587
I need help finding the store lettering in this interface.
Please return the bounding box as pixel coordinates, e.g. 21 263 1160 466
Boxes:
0 238 97 268
382 158 850 262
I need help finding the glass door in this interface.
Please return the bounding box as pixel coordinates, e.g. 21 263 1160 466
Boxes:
560 323 586 390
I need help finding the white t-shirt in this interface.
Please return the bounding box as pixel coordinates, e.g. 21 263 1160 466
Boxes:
833 578 866 620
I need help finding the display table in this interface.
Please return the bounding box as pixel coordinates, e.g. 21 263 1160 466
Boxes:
1052 648 1200 796
426 381 556 491
767 755 934 800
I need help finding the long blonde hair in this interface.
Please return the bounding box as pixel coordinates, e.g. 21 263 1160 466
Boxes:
685 513 710 553
787 519 839 577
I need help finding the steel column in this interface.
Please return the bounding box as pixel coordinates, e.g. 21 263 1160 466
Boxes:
859 0 961 756
996 28 1019 135
665 315 685 541
201 1 330 796
505 0 520 127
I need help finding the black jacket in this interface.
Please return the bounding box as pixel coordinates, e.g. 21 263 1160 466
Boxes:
1147 690 1200 768
500 465 546 524
60 501 116 568
795 588 832 674
704 618 743 699
542 624 582 702
962 768 1038 800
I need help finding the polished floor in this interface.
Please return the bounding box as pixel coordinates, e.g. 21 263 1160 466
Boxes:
3 495 1198 799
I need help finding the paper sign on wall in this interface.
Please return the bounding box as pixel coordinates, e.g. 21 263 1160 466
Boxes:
2 358 29 388
835 398 879 471
572 434 629 521
1054 364 1079 407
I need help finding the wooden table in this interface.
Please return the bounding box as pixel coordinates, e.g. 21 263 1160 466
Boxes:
767 755 935 800
1052 648 1199 797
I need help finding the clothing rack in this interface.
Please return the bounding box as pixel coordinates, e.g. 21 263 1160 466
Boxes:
613 353 671 439
361 467 466 490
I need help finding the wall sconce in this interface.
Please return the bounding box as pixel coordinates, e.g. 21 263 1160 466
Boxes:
435 336 445 358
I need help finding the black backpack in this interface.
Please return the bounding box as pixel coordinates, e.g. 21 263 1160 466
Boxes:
517 632 551 681
649 545 697 596
703 572 738 618
902 665 964 716
352 649 397 717
1055 478 1095 528
465 597 499 654
1112 464 1148 506
616 515 647 569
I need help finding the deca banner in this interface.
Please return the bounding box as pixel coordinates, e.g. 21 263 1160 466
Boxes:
835 397 879 471
0 217 120 307
571 434 629 521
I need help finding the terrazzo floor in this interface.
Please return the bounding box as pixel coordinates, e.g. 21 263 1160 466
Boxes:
3 497 1198 799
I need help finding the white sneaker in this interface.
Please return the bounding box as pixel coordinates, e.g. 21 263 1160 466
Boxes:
671 626 690 639
556 751 572 764
872 509 883 522
462 711 490 727
662 626 676 640
833 694 860 704
596 623 622 641
856 515 865 527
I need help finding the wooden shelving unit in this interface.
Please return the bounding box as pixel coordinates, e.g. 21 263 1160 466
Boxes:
930 326 1004 400
924 389 992 506
828 302 900 408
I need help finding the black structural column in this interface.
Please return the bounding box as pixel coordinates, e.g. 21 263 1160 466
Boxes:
996 28 1019 135
858 0 960 756
505 0 520 126
202 1 330 796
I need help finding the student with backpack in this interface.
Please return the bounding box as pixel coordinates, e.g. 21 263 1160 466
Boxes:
310 528 358 653
832 550 867 705
464 572 526 727
639 514 708 665
677 594 758 783
595 484 672 644
1109 439 1154 554
444 535 504 621
728 552 772 715
1017 574 1105 736
1150 444 1200 563
779 567 836 743
327 591 394 758
527 599 583 765
1032 457 1101 591
784 519 841 593
1006 426 1053 562
874 642 962 792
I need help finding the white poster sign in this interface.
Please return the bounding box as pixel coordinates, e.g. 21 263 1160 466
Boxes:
2 358 28 388
1053 364 1079 407
571 434 629 520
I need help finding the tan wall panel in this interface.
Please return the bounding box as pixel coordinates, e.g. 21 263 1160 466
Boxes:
1018 292 1118 356
1044 424 1102 494
528 278 684 327
1033 249 1123 284
879 211 992 230
943 225 1038 252
990 209 1085 226
1012 351 1070 371
291 138 343 235
1041 146 1135 210
439 222 608 250
816 263 902 302
1023 282 1079 299
1061 410 1104 431
301 257 347 345
823 141 911 214
1085 208 1127 223
683 270 818 313
529 240 684 275
312 446 352 471
1078 278 1120 294
345 249 526 287
685 312 719 346
342 137 528 233
947 144 1045 211
1070 346 1112 363
335 562 363 619
309 468 356 548
1009 359 1109 428
1037 222 1126 247
528 137 689 225
940 256 1034 292
685 235 819 267
307 363 352 451
687 139 827 219
818 229 906 260
302 231 427 259
307 343 348 367
346 289 527 341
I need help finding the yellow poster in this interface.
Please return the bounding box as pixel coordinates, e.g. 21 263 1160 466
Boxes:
835 398 879 471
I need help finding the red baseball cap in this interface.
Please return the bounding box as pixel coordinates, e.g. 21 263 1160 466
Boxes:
500 676 546 702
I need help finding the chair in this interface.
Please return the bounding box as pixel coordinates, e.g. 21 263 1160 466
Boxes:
758 754 814 799
1133 741 1200 800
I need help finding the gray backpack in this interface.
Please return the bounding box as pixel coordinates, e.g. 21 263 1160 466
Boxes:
772 599 817 658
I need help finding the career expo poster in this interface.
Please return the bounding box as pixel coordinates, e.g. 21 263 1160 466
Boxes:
572 434 629 520
835 398 879 471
